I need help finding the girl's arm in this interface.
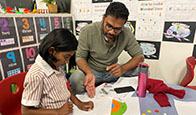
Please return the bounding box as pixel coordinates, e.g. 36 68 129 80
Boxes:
70 91 94 111
21 102 73 115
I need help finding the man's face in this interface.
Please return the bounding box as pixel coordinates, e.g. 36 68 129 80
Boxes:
102 15 126 40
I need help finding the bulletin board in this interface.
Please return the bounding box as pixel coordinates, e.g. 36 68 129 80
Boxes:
0 13 74 80
71 0 196 85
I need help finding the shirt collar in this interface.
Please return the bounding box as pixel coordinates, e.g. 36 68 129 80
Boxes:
35 54 55 77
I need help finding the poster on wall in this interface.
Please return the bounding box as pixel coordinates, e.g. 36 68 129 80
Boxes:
75 20 92 35
22 46 38 71
0 70 2 81
35 17 50 42
0 14 74 81
163 22 196 43
0 17 18 50
71 0 92 20
192 45 196 58
50 17 63 30
0 49 23 78
113 0 138 20
138 40 161 60
15 17 36 46
63 17 74 33
136 0 165 41
92 0 112 3
124 21 136 35
165 0 196 20
92 3 109 22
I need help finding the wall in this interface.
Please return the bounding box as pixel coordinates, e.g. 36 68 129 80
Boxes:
71 0 196 85
0 0 33 10
0 13 74 80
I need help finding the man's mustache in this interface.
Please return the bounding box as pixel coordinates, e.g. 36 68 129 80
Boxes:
107 33 115 37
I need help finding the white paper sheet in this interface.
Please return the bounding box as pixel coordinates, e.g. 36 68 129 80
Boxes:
36 0 48 9
112 77 138 90
136 0 165 41
71 0 92 20
174 99 196 115
73 94 112 115
165 0 196 20
92 3 110 22
123 96 140 115
113 0 138 20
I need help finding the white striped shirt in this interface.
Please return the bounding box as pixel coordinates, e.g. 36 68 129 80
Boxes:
21 54 71 109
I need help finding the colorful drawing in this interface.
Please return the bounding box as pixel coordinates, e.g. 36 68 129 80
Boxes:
140 42 157 58
164 23 191 41
76 22 88 33
141 109 162 115
75 21 92 35
124 22 135 33
111 99 127 115
92 0 112 3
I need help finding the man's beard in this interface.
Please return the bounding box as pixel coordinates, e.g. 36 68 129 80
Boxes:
102 22 116 41
104 32 116 41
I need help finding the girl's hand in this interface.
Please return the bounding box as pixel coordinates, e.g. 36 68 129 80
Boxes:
78 101 94 111
58 102 73 115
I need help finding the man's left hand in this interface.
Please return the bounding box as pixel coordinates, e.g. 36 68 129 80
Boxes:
106 63 124 76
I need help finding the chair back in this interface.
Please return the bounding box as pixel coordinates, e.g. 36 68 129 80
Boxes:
180 56 195 87
0 72 27 115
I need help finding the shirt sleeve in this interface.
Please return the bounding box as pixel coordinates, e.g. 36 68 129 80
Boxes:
21 72 43 107
124 30 144 57
76 27 90 61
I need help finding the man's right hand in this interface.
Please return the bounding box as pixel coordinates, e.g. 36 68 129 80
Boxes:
83 73 96 98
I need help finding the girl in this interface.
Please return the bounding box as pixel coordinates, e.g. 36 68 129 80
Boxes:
21 28 93 115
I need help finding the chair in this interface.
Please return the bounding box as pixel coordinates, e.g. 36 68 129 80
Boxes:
180 56 196 90
0 72 27 115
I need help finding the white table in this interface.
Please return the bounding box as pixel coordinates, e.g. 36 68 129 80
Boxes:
73 77 196 115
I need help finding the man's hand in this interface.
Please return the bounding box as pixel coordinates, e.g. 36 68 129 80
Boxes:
83 73 96 98
106 63 124 76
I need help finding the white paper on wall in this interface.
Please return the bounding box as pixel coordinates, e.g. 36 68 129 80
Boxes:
71 0 92 20
136 0 165 41
92 3 110 22
36 0 48 9
165 0 196 21
113 0 138 20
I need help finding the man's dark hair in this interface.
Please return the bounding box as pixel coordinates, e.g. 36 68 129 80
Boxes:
39 28 78 62
104 2 129 21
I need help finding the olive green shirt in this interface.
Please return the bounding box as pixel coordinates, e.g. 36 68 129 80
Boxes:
76 22 143 72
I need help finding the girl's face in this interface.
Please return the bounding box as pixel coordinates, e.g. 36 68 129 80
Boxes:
52 50 75 67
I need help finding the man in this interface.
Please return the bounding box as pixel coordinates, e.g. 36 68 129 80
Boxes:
69 2 144 98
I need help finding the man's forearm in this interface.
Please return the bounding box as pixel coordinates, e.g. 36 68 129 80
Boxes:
76 59 93 74
121 56 144 74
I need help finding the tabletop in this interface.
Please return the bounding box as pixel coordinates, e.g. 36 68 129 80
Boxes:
72 77 196 115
